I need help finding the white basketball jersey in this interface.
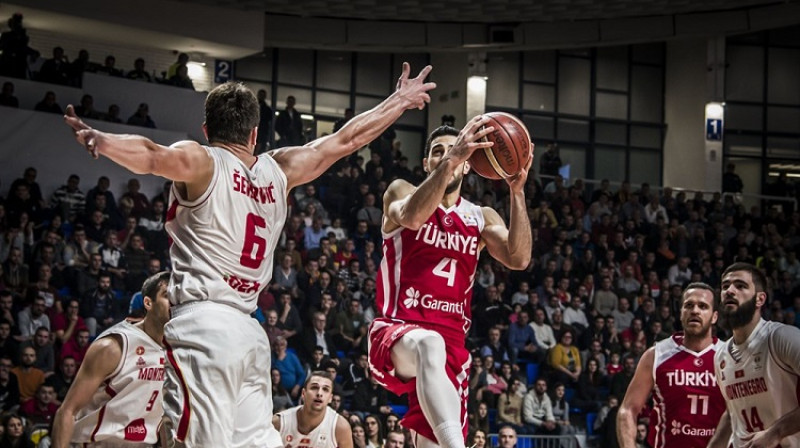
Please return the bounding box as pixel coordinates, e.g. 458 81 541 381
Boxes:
277 406 339 448
715 319 800 448
166 146 288 314
72 321 164 444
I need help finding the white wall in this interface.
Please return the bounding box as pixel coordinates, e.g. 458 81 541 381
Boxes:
663 38 708 191
0 108 188 201
1 74 208 140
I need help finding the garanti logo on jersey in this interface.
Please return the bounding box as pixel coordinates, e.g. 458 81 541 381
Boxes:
671 420 714 437
402 287 464 315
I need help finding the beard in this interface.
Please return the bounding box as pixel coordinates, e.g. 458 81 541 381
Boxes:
445 176 462 195
719 293 758 330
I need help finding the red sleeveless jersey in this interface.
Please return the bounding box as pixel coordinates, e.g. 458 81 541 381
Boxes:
375 198 484 342
648 334 727 448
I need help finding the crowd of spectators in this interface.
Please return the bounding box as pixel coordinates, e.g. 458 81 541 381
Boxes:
0 14 196 91
1 126 800 444
3 14 800 443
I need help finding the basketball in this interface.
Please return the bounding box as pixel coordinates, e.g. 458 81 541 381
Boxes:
468 112 532 180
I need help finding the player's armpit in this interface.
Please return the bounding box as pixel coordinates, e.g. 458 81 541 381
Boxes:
617 347 655 448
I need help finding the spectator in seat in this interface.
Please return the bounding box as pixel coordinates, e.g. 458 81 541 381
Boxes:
60 328 90 366
300 312 336 361
126 103 156 128
609 354 636 399
37 46 70 85
67 49 94 86
547 331 581 386
19 383 58 426
17 297 48 342
104 104 122 123
0 319 19 365
522 378 558 435
169 64 195 90
507 310 542 364
0 356 19 412
126 57 152 82
34 90 63 114
74 94 102 120
12 346 45 401
166 52 189 79
46 356 77 403
272 336 305 402
335 298 366 353
0 81 18 107
50 174 86 223
51 298 85 346
20 327 54 375
79 273 117 336
95 54 123 77
98 230 127 291
0 414 32 448
497 378 525 433
480 326 510 369
593 276 619 317
351 372 390 418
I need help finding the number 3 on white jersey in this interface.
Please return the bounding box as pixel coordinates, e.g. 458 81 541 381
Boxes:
433 257 457 287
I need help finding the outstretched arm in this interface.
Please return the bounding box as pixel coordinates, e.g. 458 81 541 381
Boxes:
383 115 495 232
617 347 655 448
273 63 436 190
63 107 213 186
52 336 123 448
481 148 533 270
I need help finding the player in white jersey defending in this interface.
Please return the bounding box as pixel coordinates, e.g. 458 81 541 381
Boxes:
708 262 800 448
368 122 533 448
64 63 434 447
617 282 726 448
273 371 352 448
51 271 171 448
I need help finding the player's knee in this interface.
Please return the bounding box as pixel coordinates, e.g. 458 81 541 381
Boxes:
414 334 446 368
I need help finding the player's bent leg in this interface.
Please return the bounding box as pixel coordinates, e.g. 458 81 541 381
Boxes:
391 329 466 448
232 317 283 448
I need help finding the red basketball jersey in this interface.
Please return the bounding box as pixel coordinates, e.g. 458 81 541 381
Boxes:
649 334 727 448
376 198 484 341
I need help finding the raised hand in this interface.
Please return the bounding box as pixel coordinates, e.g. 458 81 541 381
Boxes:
395 62 436 110
64 105 101 159
444 114 495 166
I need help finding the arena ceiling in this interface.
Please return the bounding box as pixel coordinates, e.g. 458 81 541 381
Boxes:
179 0 789 23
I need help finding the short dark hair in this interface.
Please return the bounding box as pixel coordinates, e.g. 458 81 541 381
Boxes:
425 125 459 157
722 262 767 292
304 370 334 388
204 82 259 146
142 271 170 304
682 282 718 309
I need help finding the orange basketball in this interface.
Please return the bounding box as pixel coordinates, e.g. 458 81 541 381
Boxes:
468 112 532 180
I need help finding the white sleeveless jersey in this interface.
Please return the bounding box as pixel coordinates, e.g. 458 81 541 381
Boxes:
277 406 340 448
72 321 165 444
715 319 800 448
165 146 288 314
